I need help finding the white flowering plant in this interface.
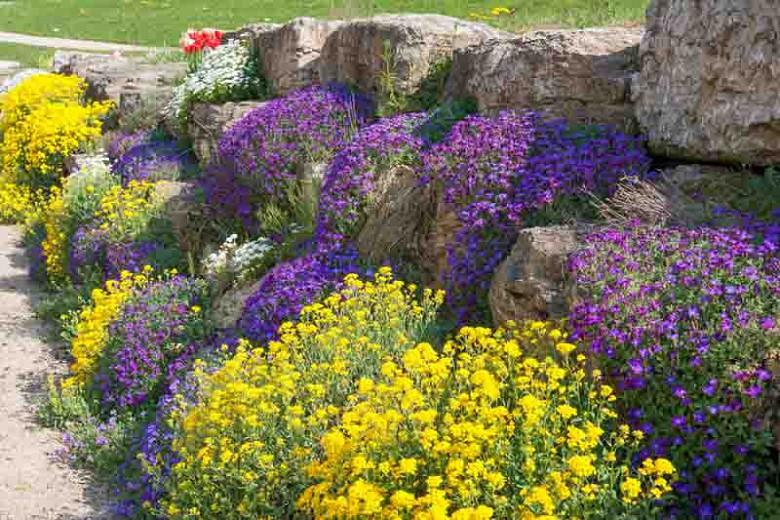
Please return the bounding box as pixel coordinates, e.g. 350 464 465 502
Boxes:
166 39 265 125
204 233 276 288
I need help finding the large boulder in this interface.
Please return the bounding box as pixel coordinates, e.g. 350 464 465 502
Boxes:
445 27 642 130
52 51 186 107
188 101 267 164
489 226 583 326
254 17 342 95
223 22 281 47
635 0 780 166
319 14 506 98
356 165 437 263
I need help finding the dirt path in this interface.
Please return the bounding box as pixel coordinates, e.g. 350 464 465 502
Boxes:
0 226 110 519
0 31 151 52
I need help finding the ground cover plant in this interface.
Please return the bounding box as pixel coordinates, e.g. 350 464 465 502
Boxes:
570 225 780 518
0 73 112 223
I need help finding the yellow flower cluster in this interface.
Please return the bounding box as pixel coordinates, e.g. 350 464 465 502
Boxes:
0 73 111 209
96 180 162 240
162 269 445 518
41 186 68 280
0 181 44 224
1 101 111 187
63 267 153 388
0 73 84 133
299 322 675 519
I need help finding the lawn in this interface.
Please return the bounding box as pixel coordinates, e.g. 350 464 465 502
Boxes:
0 0 648 46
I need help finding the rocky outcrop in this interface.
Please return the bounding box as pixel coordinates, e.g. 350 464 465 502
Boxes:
211 279 262 329
489 226 582 326
223 22 281 48
254 17 342 95
52 51 186 106
154 180 202 254
635 0 780 166
356 165 436 263
319 14 506 98
445 27 642 130
188 101 268 164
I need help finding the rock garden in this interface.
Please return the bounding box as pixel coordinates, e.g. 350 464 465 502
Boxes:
0 1 778 519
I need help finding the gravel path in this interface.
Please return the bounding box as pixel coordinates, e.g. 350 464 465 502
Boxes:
0 31 151 52
0 226 111 519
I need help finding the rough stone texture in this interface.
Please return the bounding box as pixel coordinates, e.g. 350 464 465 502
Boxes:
635 0 780 166
489 226 582 326
255 17 342 95
211 279 262 329
223 22 281 47
52 50 186 106
356 165 437 263
154 180 202 253
445 27 642 130
320 14 507 97
188 101 267 164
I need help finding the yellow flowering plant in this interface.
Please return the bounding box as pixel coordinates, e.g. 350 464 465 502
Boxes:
96 180 163 241
161 268 445 518
1 100 112 189
0 73 85 133
299 322 675 519
38 156 118 282
63 267 153 389
0 181 45 224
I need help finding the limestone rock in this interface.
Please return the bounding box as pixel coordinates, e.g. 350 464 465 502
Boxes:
52 51 186 107
211 278 263 329
188 101 267 164
320 14 506 97
445 27 642 130
356 165 437 263
223 22 281 47
153 180 202 253
255 17 342 95
489 226 582 326
635 0 780 165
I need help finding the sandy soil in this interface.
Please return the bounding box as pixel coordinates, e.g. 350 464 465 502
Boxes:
0 226 111 519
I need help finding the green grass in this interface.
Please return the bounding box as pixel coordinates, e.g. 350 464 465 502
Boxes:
0 0 648 47
0 42 54 68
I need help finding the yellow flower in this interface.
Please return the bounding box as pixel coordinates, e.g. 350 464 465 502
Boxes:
555 342 577 356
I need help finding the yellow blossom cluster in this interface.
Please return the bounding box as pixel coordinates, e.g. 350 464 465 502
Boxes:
37 161 118 282
41 186 68 280
161 273 674 519
299 321 675 519
63 267 153 388
0 73 112 221
0 73 85 133
0 181 45 224
162 269 445 518
96 180 162 240
1 101 111 187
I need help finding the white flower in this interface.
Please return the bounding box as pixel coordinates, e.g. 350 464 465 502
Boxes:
165 40 259 120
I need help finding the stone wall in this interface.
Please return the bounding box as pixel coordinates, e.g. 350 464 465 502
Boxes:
52 7 779 325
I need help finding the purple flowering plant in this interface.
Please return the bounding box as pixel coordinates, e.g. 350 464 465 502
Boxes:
107 130 197 185
204 85 373 231
570 224 780 517
93 275 210 412
315 112 428 244
421 112 651 322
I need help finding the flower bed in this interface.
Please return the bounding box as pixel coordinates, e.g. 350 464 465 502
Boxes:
570 225 780 517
